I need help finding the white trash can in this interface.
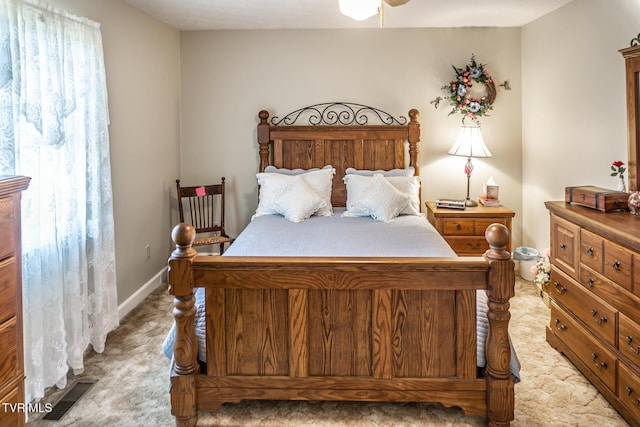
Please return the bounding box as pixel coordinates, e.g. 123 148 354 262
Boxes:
513 247 540 281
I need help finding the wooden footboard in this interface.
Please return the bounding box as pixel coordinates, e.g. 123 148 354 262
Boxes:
167 223 515 427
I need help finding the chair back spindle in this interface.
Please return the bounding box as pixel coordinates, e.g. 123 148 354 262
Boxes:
175 177 234 254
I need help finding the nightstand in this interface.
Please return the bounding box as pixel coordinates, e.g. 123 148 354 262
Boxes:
425 201 515 256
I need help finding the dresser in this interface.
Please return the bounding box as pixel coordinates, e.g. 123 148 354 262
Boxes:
546 201 640 426
0 176 30 427
425 201 515 255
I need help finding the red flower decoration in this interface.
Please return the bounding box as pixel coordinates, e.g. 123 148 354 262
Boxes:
611 161 626 178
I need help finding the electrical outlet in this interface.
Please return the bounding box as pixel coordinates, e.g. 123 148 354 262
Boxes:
145 244 151 261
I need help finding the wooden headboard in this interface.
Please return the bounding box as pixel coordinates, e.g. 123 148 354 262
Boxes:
257 102 420 207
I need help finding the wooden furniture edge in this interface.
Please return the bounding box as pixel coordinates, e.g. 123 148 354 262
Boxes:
167 221 515 426
545 201 640 252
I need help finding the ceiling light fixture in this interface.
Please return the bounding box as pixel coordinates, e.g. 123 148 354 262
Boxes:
338 0 380 21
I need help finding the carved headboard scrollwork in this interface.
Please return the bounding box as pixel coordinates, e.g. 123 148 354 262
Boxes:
269 102 409 126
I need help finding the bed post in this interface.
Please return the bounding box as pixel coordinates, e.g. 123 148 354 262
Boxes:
258 110 271 172
407 109 420 176
168 223 199 427
483 223 515 427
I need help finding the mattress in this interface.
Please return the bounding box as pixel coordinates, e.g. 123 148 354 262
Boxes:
224 208 456 257
163 210 520 380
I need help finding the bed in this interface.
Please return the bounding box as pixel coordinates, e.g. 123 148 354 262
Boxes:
167 103 516 426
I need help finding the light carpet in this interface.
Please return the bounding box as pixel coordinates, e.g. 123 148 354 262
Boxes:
29 277 629 427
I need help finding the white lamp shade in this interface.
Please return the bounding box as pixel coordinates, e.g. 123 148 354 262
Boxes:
339 0 380 21
448 126 492 158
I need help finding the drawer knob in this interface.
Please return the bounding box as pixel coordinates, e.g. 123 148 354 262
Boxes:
627 386 640 407
554 319 566 332
592 353 607 370
554 281 567 294
587 277 594 288
586 246 594 257
591 308 607 325
627 336 640 354
560 243 566 249
456 224 461 230
613 260 621 271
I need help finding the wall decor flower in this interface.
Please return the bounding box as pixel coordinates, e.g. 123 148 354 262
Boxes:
440 55 496 125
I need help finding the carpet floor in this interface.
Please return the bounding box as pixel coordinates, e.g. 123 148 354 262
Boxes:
28 276 629 427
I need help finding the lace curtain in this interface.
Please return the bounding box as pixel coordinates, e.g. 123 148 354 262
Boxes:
0 0 118 402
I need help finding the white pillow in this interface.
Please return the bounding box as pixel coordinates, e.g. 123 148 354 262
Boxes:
272 176 326 223
351 174 409 222
254 167 335 219
343 174 421 217
386 175 421 216
264 165 321 175
345 166 415 177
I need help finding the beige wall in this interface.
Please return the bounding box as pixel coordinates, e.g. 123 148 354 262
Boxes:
522 0 640 252
44 0 181 305
179 28 523 246
44 0 640 306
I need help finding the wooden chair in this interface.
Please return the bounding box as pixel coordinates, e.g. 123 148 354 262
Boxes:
175 178 235 254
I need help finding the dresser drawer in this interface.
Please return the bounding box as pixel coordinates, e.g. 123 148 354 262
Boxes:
550 214 580 279
0 258 16 324
0 377 25 427
580 264 640 327
443 237 487 255
550 266 617 346
619 362 640 422
474 218 507 232
441 218 474 235
603 239 633 292
580 228 603 274
550 301 617 392
0 317 18 388
0 197 15 261
441 217 507 236
620 313 640 365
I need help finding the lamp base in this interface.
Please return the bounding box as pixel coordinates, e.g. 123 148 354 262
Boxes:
465 198 478 207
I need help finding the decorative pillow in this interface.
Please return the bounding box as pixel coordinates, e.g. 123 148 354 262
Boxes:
254 166 335 219
343 173 421 217
271 176 326 223
345 166 415 177
350 174 409 222
386 175 421 216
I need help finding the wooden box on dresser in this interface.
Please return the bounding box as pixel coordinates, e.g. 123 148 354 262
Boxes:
0 176 30 427
546 200 640 426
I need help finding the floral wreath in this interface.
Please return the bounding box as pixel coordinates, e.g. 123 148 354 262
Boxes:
441 55 496 124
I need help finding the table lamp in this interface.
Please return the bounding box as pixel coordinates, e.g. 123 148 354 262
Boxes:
447 126 492 207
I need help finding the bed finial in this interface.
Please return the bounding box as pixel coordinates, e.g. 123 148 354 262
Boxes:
171 223 197 258
484 223 511 260
258 109 270 124
408 108 419 123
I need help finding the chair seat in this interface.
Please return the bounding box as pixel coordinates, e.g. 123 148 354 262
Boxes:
193 235 235 247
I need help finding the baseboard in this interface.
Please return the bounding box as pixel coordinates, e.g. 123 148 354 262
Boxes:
117 266 167 320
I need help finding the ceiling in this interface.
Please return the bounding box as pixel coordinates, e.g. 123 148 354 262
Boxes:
124 0 575 31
